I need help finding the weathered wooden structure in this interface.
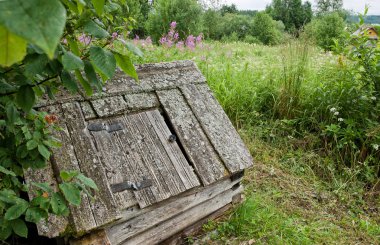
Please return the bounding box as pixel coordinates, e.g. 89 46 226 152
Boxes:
25 60 253 244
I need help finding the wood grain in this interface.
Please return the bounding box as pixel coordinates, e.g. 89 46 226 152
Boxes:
106 178 240 245
121 186 243 245
90 110 200 209
180 84 253 173
62 102 119 227
157 89 227 186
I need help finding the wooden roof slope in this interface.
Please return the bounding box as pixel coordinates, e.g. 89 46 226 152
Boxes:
25 60 253 238
352 25 379 40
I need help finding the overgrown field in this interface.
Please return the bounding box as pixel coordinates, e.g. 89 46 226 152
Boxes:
137 41 380 244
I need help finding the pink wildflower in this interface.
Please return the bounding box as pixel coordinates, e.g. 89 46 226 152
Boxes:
170 21 177 29
78 34 91 45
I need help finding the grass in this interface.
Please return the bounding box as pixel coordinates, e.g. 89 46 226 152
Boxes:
138 40 380 244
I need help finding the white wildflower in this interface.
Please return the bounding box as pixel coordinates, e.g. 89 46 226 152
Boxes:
334 111 339 116
370 96 376 101
373 144 379 151
330 107 337 112
338 118 344 122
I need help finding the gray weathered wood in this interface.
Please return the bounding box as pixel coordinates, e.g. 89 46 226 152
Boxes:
157 89 227 186
24 161 69 238
80 101 97 120
124 111 199 206
121 185 243 245
40 105 97 233
70 230 111 245
145 110 200 189
36 61 206 108
123 93 159 112
91 96 129 117
62 102 119 227
106 178 240 245
180 84 253 173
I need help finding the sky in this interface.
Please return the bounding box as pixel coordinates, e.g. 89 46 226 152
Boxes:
223 0 380 15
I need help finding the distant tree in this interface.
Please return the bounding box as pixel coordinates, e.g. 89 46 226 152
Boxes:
220 4 238 16
316 0 343 15
145 0 203 41
202 9 224 39
266 0 313 32
251 12 283 45
304 12 345 50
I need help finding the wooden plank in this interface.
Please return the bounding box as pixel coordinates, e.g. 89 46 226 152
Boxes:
157 89 227 186
145 110 200 189
123 93 159 112
118 111 199 207
106 178 240 245
160 203 232 245
91 96 129 117
24 161 69 238
88 119 139 211
40 105 97 234
180 84 253 173
36 61 206 108
121 186 243 245
61 102 119 227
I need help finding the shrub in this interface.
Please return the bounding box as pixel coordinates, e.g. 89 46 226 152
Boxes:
251 12 283 45
202 9 224 40
304 12 345 50
145 0 203 42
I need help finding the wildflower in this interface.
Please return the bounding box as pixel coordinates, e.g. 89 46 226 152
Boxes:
112 32 119 40
185 35 195 50
170 21 177 29
373 144 379 151
176 41 184 50
338 118 344 122
174 32 179 40
62 38 68 45
334 111 339 116
370 96 376 101
78 34 91 45
330 107 336 112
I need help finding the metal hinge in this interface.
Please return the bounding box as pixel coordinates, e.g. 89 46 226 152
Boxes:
87 122 123 133
110 178 153 193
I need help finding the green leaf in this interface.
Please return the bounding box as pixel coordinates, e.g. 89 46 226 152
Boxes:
125 42 143 58
4 201 29 220
31 182 53 193
50 192 68 215
0 0 67 58
84 60 101 91
61 70 78 93
62 52 84 71
0 165 16 176
92 0 105 15
0 25 27 67
10 219 28 238
0 189 20 204
0 224 12 240
76 174 98 191
68 38 80 56
24 54 49 78
37 144 50 160
6 103 18 125
75 70 92 96
114 53 138 81
25 207 47 223
59 182 81 206
16 85 35 112
26 140 38 150
84 20 109 38
60 170 78 182
89 46 116 79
